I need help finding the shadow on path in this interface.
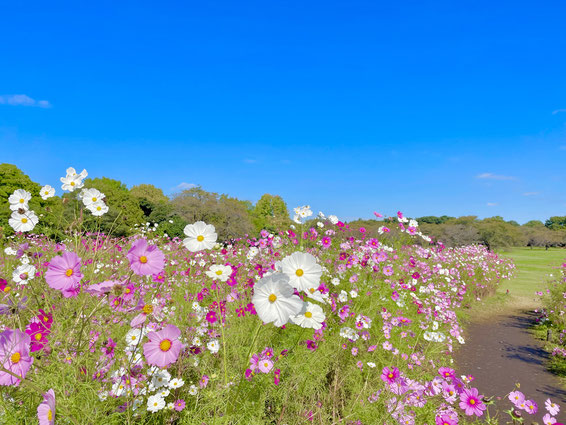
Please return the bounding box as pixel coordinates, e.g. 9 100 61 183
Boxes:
455 310 566 423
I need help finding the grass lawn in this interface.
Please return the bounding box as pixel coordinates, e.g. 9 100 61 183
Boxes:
465 247 566 318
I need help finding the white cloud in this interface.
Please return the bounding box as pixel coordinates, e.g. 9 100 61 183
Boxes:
175 182 197 190
552 109 566 115
476 172 517 181
486 202 498 206
522 192 539 196
0 94 51 108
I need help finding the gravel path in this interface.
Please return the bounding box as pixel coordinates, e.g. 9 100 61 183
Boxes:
455 310 566 423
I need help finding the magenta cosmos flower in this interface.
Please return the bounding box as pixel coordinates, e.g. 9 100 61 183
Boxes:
37 389 55 425
127 239 165 276
459 387 486 416
380 366 400 384
435 415 457 425
143 324 182 368
45 251 83 297
0 328 34 386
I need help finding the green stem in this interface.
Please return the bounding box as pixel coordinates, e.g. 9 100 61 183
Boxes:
227 321 262 415
215 284 229 386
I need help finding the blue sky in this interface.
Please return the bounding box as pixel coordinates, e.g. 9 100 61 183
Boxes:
1 0 565 223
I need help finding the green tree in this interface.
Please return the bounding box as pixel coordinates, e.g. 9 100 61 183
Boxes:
130 184 169 217
172 186 255 240
0 164 63 238
251 194 291 233
76 177 144 236
545 216 566 230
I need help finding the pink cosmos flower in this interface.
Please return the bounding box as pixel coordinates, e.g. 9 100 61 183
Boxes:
509 390 525 407
45 251 83 297
543 413 557 425
459 387 486 417
546 399 560 416
435 415 457 425
126 239 165 276
143 324 182 368
381 366 400 384
25 322 49 352
0 328 34 386
200 374 209 388
439 367 455 380
258 359 273 373
37 389 55 425
525 400 538 415
174 399 185 411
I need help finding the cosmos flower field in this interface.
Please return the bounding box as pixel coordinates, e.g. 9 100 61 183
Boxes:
0 168 562 424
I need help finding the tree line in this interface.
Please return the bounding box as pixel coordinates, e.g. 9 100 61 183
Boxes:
1 163 565 249
0 164 291 240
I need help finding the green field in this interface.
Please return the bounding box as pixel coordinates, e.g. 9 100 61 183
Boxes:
466 247 566 317
500 247 566 302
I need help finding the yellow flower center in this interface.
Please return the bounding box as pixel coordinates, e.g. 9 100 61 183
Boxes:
388 373 393 379
10 352 21 364
215 270 223 275
309 288 316 293
197 235 204 242
43 316 49 322
45 191 49 195
143 304 154 314
34 333 42 341
305 311 313 318
159 339 172 352
268 294 277 303
139 256 148 264
19 199 24 203
70 181 75 186
47 409 53 421
65 268 73 277
21 218 28 223
96 206 102 211
92 197 97 202
4 286 11 293
295 269 304 277
125 288 131 294
470 399 476 405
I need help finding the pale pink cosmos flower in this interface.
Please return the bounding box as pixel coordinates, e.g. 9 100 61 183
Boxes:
143 324 182 368
0 329 34 386
546 399 560 416
508 390 525 407
126 239 165 276
543 413 557 425
37 389 55 425
45 251 83 297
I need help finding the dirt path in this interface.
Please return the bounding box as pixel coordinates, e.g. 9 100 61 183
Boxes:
455 309 566 423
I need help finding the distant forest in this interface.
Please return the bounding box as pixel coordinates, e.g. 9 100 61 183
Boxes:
1 163 565 250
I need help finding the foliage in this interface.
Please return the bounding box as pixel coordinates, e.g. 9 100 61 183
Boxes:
251 194 291 233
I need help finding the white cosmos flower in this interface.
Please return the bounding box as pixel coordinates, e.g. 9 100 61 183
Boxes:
205 264 232 282
125 328 145 346
8 189 32 211
147 395 166 413
87 201 109 216
207 339 220 353
66 167 88 179
151 370 171 388
183 221 217 252
168 378 184 389
251 273 304 327
9 210 38 232
12 264 36 284
81 188 105 207
339 327 359 341
280 251 322 292
290 302 325 330
188 385 198 395
328 215 339 225
40 185 56 200
246 247 259 260
60 174 84 192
